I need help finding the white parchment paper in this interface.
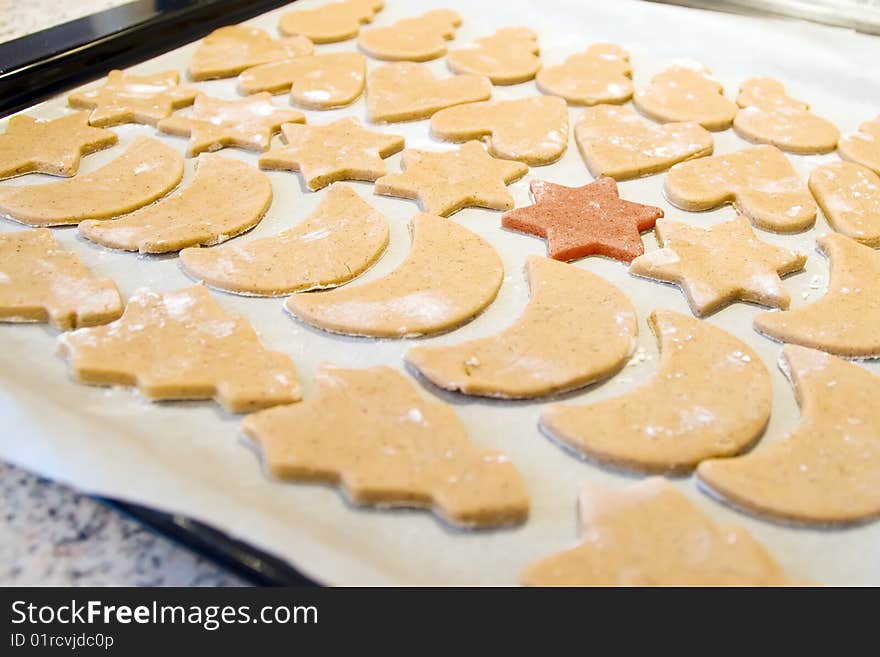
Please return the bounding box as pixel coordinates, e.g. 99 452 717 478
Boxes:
1 0 878 585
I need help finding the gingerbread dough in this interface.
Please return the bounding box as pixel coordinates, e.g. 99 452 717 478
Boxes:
809 161 880 247
633 65 738 131
366 62 491 123
630 216 806 316
406 256 637 398
536 43 632 106
286 212 503 338
0 229 122 330
358 9 460 61
575 104 713 180
258 117 404 190
58 285 300 412
447 27 540 85
429 96 568 165
0 137 183 227
664 145 817 232
698 345 880 525
279 0 383 43
180 183 388 296
839 115 880 175
754 233 880 358
541 309 772 473
375 141 527 216
242 364 529 528
157 93 304 156
0 112 117 179
189 25 313 80
521 478 792 586
733 77 839 154
78 154 272 254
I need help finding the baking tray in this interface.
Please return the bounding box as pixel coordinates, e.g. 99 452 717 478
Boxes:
1 0 878 586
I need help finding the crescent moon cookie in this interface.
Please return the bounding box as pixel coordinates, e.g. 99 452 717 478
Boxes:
0 112 117 180
839 115 880 175
0 137 183 227
446 27 540 85
188 25 313 81
365 62 491 123
285 212 503 338
733 77 839 154
358 9 461 62
180 183 388 296
521 478 793 586
237 52 366 109
664 145 817 233
78 154 272 254
374 141 527 216
279 0 384 43
258 117 404 191
633 64 738 131
754 233 880 358
698 345 880 525
68 70 199 127
536 43 633 106
540 309 772 474
630 216 807 317
157 94 304 157
0 229 123 330
242 364 529 528
808 161 880 247
58 285 300 413
501 177 664 263
575 104 713 180
405 256 637 399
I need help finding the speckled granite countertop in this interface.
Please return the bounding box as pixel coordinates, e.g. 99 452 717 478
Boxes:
0 462 247 586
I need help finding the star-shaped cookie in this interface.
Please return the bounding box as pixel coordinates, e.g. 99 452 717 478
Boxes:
0 112 117 179
259 117 404 190
157 93 304 156
374 141 527 216
502 177 663 262
630 216 806 316
68 70 199 127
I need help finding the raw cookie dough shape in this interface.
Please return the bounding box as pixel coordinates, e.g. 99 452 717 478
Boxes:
501 177 663 263
279 0 384 43
446 27 540 85
78 154 272 254
664 145 817 233
754 233 880 358
58 285 301 412
429 96 569 166
633 65 738 131
521 478 793 586
157 93 304 156
285 212 503 338
839 115 880 175
0 137 183 227
630 216 806 317
809 161 880 247
405 256 637 399
242 364 529 528
0 112 117 180
700 346 880 524
575 104 713 180
188 25 313 81
536 43 633 106
180 183 388 296
68 70 199 127
358 9 460 62
540 309 772 474
258 117 404 191
366 62 491 123
238 52 366 109
0 229 123 330
733 77 839 154
375 141 526 216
